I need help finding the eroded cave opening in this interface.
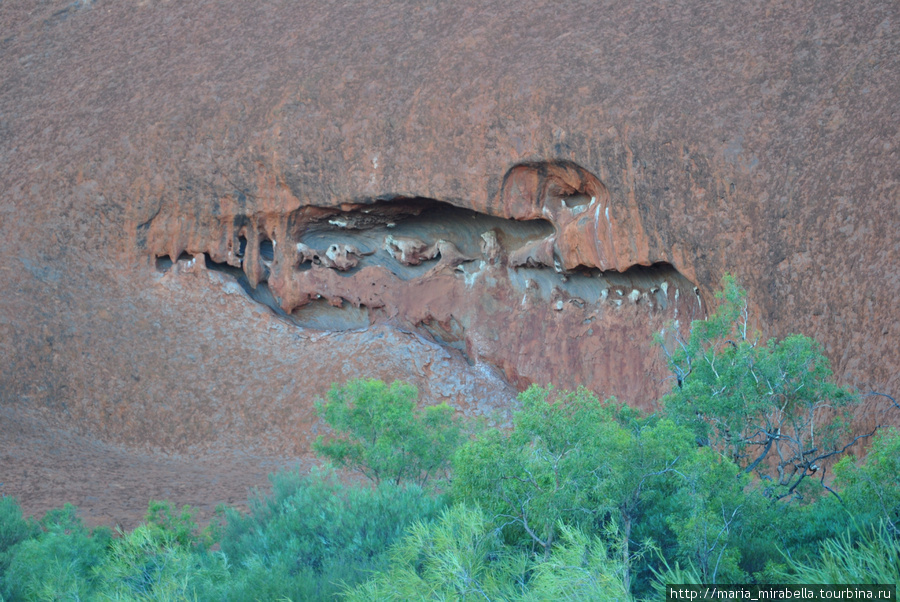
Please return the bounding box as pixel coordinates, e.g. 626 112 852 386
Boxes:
236 234 248 260
289 299 371 331
152 195 702 333
141 160 712 441
147 182 710 411
509 261 695 311
291 198 555 281
155 252 193 272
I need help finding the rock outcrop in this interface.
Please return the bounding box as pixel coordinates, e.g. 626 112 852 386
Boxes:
1 0 898 524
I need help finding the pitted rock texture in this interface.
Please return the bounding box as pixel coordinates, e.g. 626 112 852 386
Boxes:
1 0 899 525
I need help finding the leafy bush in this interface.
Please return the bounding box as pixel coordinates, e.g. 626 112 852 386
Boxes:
452 386 621 553
3 503 110 601
346 505 633 601
833 427 900 533
453 385 708 591
143 499 209 549
213 466 446 600
522 524 633 602
344 504 528 601
3 500 223 602
776 522 900 585
0 496 40 590
314 378 465 487
659 275 863 501
93 521 224 601
451 380 867 590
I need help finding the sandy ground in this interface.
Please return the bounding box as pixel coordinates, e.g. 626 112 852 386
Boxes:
0 404 306 530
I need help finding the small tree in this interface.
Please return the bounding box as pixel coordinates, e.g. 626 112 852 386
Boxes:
452 386 619 557
453 385 693 591
659 275 870 501
314 379 464 487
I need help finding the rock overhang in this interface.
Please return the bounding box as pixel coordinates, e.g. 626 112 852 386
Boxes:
147 159 703 404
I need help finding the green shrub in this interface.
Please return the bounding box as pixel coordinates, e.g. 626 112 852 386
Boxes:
522 524 633 602
0 496 40 590
776 522 900 585
213 466 446 601
143 499 208 549
452 385 623 554
314 378 464 486
833 427 900 533
3 503 110 601
344 504 528 601
92 522 224 601
453 385 703 591
345 505 632 601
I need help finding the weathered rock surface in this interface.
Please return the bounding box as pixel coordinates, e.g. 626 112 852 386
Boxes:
1 0 898 524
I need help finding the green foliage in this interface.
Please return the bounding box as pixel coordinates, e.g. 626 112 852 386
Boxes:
1 469 446 602
143 499 207 550
452 379 855 590
522 525 633 602
0 496 40 588
314 378 465 486
345 504 526 601
0 497 40 551
660 275 861 501
833 427 900 534
665 449 749 583
346 505 633 601
776 522 900 585
2 500 221 602
649 557 703 599
661 450 813 584
3 503 110 601
453 385 704 592
93 522 225 601
452 386 621 553
213 466 445 601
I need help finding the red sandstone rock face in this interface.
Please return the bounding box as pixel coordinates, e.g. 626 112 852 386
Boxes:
1 0 898 524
